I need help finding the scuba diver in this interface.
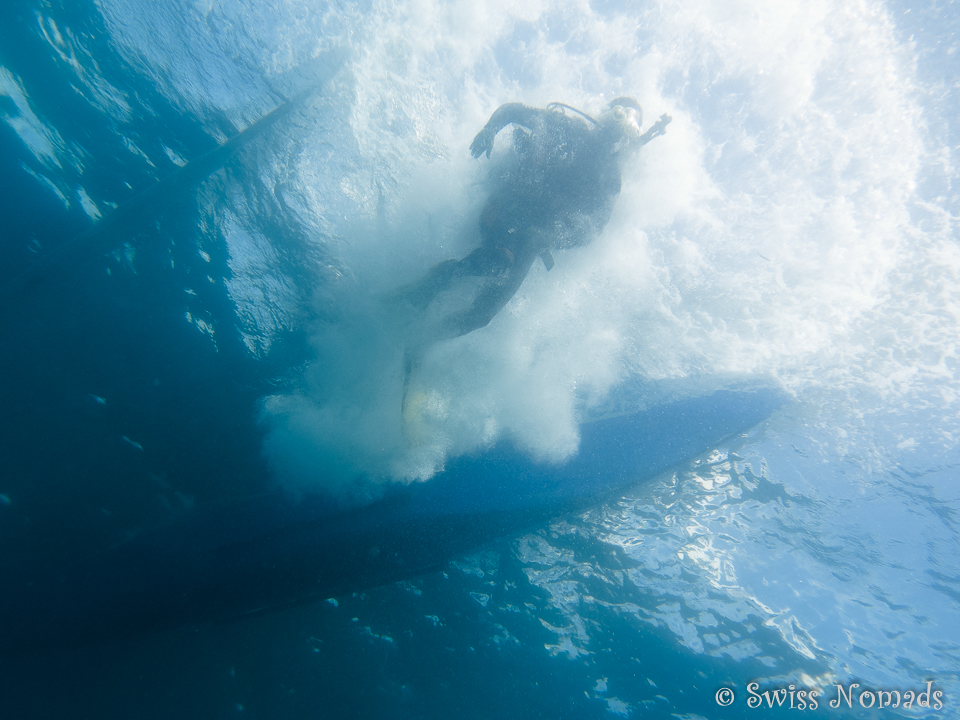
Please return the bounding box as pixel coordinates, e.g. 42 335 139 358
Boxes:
401 98 670 340
397 97 671 415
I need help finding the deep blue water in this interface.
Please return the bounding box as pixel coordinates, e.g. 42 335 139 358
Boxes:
2 0 959 718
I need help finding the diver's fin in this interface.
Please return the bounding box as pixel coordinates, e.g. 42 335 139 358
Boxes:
540 250 555 271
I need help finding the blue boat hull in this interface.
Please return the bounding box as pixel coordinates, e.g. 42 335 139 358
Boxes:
0 384 786 653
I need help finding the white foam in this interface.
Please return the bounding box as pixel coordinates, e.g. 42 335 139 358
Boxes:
92 0 958 490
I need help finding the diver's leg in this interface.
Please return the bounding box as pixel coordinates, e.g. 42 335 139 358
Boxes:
399 259 460 310
395 244 513 311
434 248 537 341
459 245 515 276
400 344 423 420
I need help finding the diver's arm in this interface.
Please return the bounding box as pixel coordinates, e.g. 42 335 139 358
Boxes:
470 103 544 158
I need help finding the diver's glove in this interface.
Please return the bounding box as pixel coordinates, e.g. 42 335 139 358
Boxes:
638 113 672 146
470 125 497 158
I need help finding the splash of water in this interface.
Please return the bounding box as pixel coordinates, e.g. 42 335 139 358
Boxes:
88 0 957 494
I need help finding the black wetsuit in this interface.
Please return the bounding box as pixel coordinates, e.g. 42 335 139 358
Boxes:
406 103 624 341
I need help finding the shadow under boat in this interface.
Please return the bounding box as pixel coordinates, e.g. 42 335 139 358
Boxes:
0 377 788 654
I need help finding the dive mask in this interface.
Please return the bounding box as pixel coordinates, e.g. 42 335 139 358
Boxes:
600 99 643 152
